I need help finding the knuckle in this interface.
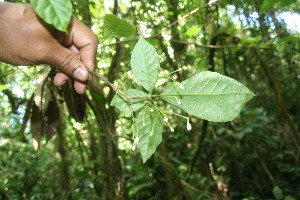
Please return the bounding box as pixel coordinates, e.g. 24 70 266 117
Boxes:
90 35 99 48
59 53 75 73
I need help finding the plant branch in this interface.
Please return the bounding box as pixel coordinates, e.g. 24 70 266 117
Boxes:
167 0 218 29
87 67 254 101
102 35 270 49
86 67 132 101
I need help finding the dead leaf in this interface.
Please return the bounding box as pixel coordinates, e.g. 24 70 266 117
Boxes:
43 99 60 141
30 102 43 151
34 66 51 109
62 80 86 122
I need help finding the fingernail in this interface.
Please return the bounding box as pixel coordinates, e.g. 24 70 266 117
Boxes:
60 80 67 86
73 68 88 81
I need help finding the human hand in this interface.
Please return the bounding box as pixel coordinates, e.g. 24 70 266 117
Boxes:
0 2 98 94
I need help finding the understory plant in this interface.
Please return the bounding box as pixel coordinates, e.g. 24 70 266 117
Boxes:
30 0 254 162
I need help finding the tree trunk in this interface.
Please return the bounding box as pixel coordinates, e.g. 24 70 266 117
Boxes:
57 110 72 199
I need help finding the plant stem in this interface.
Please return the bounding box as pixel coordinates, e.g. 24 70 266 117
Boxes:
86 67 156 101
87 68 254 102
86 67 132 101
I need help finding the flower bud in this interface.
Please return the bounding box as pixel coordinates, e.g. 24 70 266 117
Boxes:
132 144 137 151
164 116 169 122
134 137 139 143
187 122 192 131
132 137 140 151
170 126 174 132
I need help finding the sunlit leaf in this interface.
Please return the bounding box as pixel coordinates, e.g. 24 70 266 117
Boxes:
135 109 163 163
103 14 135 39
161 71 255 122
0 84 8 91
131 37 160 92
111 89 148 117
186 26 200 37
239 36 262 45
31 0 72 32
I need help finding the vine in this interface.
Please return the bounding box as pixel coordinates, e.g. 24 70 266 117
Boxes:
31 0 255 162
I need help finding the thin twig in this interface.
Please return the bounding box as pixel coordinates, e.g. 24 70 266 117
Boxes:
86 68 179 101
102 36 269 49
87 68 253 101
86 68 165 101
168 0 218 28
86 67 132 101
180 180 221 199
102 34 161 47
100 0 226 50
171 39 237 48
91 0 228 101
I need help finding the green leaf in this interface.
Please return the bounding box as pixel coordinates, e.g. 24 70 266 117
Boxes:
93 93 107 104
31 0 72 32
129 182 153 196
279 36 300 43
111 89 148 117
0 85 8 91
131 38 160 92
260 0 295 12
278 0 296 7
186 26 201 37
103 14 135 39
273 186 283 200
260 0 277 13
240 36 262 45
135 109 163 163
284 196 297 200
161 71 255 122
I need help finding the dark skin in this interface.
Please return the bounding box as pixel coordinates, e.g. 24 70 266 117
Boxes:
0 2 98 94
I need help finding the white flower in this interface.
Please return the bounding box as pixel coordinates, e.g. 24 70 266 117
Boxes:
132 137 139 151
164 116 169 122
187 122 192 131
170 126 174 132
132 145 137 151
134 137 139 143
176 98 182 105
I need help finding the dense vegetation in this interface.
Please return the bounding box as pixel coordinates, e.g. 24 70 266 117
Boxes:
1 0 300 199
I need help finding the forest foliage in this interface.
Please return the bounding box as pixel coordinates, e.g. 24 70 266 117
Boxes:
0 0 300 199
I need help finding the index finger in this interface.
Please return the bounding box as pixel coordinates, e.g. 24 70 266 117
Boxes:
64 16 98 71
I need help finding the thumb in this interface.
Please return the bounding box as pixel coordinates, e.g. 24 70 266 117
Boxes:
44 44 89 82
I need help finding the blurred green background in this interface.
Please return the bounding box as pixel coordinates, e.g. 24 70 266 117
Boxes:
1 0 300 199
